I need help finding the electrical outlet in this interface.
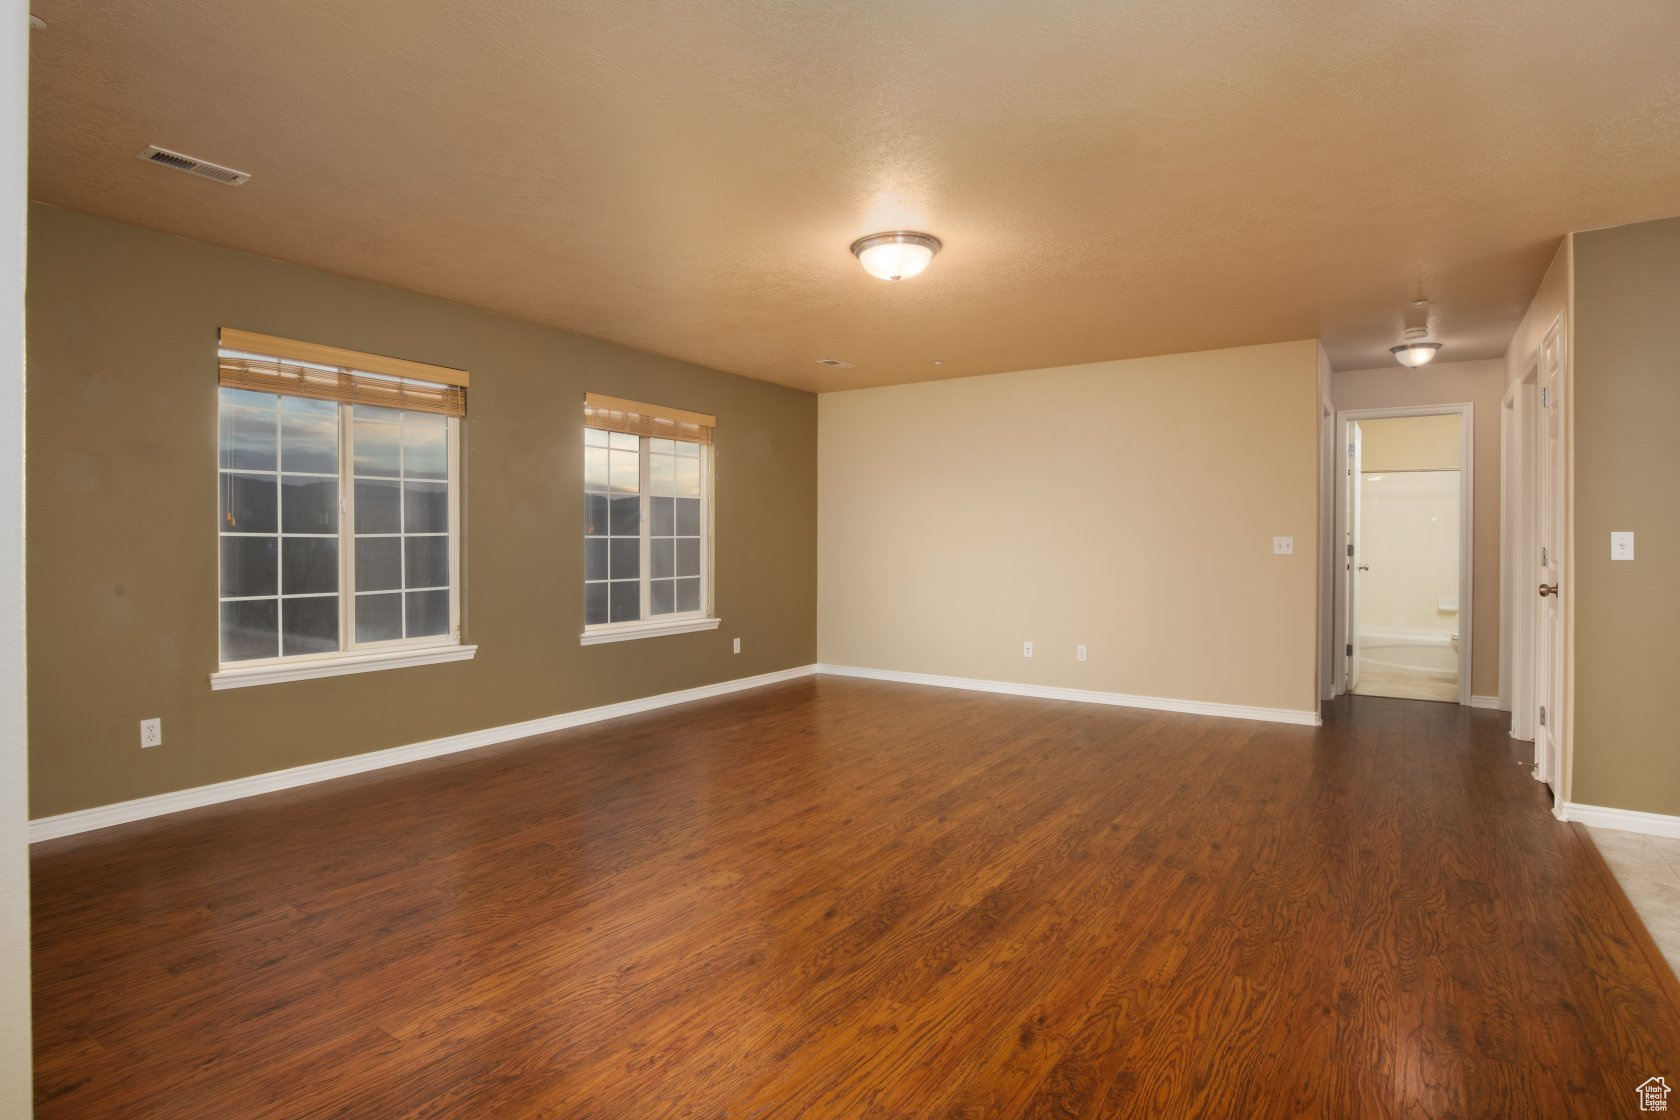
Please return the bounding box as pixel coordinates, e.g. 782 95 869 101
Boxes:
732 637 742 654
139 718 162 749
1273 536 1295 555
1076 644 1088 662
1022 640 1034 658
1611 531 1635 560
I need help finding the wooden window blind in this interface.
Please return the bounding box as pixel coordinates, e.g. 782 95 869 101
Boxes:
218 328 469 417
584 393 715 445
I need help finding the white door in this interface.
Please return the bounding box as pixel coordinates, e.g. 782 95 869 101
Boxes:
1347 422 1364 691
1534 326 1565 791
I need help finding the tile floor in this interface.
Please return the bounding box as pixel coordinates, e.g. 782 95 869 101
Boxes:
1586 826 1680 978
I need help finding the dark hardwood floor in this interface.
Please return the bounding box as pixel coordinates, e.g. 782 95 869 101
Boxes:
32 678 1680 1117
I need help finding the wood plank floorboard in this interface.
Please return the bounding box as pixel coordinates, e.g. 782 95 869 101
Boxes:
32 678 1680 1118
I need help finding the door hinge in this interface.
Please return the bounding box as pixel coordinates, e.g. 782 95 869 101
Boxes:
1346 543 1354 557
1346 643 1353 657
1539 705 1547 727
1541 546 1549 567
1541 387 1550 407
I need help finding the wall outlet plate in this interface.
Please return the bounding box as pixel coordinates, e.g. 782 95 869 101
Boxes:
1076 644 1088 662
1611 531 1635 560
140 718 162 748
1273 536 1295 555
1023 640 1034 658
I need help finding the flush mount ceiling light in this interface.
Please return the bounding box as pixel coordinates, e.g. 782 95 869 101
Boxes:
1391 327 1441 368
850 231 942 282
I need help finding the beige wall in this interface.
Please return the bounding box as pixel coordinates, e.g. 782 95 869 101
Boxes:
819 340 1323 716
1570 216 1680 816
1331 359 1503 698
26 205 817 818
1358 414 1462 472
1 10 31 1112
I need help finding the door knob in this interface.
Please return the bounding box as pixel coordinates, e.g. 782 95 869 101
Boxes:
1538 583 1559 598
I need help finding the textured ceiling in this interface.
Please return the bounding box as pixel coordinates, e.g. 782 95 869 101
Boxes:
26 0 1680 392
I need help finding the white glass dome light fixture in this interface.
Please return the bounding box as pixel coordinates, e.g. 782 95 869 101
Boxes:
850 231 942 282
1391 327 1442 368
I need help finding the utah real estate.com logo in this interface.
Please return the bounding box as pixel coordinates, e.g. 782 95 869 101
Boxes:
1640 1076 1671 1112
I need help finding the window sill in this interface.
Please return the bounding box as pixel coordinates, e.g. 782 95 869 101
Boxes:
580 617 722 646
210 643 478 691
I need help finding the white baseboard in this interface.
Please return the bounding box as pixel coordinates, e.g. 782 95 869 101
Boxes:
1469 695 1501 710
29 664 818 843
816 664 1321 727
1560 802 1680 839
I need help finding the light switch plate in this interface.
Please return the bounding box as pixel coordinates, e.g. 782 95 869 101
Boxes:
1023 640 1034 658
1273 536 1295 555
1611 531 1635 560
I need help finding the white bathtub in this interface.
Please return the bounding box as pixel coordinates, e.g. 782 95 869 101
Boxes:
1356 628 1458 679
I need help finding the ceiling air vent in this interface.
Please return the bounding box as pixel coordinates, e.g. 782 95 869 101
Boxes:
816 358 854 368
137 145 251 186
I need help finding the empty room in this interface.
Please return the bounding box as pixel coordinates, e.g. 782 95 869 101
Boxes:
4 0 1680 1116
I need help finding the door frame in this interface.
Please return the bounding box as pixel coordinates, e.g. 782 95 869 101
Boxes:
1333 403 1475 706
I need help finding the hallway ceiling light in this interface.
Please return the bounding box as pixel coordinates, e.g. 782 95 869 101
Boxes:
850 232 941 282
1391 328 1441 368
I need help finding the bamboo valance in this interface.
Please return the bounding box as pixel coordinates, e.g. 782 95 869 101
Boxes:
584 392 715 445
218 329 468 417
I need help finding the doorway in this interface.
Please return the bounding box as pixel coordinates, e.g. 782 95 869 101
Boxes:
1335 405 1474 705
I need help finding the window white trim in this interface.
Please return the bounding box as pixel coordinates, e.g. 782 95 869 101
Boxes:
210 642 478 690
579 616 722 646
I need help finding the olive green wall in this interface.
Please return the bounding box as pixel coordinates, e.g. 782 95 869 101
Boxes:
1571 215 1680 816
26 204 817 818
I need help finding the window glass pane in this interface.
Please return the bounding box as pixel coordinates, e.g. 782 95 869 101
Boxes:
610 538 639 580
650 579 675 615
280 476 338 534
584 493 610 536
649 453 675 494
585 446 609 492
676 456 701 498
584 582 609 626
355 592 403 643
353 418 402 475
650 538 674 579
282 596 339 656
219 390 278 471
676 538 701 578
220 599 278 662
356 537 402 592
406 589 451 638
649 438 675 456
221 537 277 598
609 431 638 452
674 440 700 458
650 496 674 537
675 497 701 537
282 537 338 596
405 535 450 589
220 473 276 534
609 449 639 493
281 398 338 473
354 404 402 422
609 496 639 536
403 409 447 429
404 481 449 534
585 427 609 448
609 581 639 623
676 577 701 613
584 538 608 581
355 479 402 534
403 425 448 481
